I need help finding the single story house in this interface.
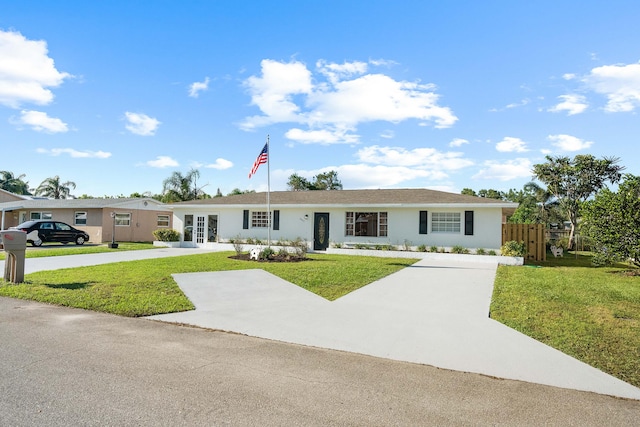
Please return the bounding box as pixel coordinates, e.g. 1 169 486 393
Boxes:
169 188 518 251
0 189 172 243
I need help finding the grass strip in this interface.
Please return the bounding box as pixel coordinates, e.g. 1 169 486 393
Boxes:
0 252 418 316
0 242 158 260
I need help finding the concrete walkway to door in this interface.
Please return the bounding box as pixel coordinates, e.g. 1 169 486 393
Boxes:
149 256 640 400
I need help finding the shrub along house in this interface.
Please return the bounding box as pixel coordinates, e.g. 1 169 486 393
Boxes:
0 190 172 243
168 188 517 251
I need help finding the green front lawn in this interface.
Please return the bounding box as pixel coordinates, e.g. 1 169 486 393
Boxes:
0 252 418 316
491 252 640 387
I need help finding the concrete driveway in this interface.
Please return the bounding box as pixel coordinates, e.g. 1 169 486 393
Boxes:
148 256 640 400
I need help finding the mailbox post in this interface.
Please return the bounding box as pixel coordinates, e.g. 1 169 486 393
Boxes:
1 230 27 283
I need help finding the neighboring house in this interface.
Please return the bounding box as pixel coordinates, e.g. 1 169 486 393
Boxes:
0 191 172 243
169 188 518 251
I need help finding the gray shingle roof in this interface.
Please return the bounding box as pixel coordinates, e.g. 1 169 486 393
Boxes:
171 188 517 207
0 198 162 210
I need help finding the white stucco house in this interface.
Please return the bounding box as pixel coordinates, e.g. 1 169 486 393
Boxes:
168 188 517 251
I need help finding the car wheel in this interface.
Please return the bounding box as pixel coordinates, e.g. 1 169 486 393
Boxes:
75 236 86 245
32 239 43 247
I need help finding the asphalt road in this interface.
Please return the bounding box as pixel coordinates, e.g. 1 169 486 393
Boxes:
1 297 638 426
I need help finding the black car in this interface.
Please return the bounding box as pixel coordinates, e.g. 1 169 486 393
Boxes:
13 220 90 247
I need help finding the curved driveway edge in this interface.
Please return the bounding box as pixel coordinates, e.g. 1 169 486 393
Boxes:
149 258 640 400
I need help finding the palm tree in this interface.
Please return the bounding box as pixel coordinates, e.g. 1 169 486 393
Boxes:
523 181 562 224
35 176 76 199
161 169 204 202
0 171 31 195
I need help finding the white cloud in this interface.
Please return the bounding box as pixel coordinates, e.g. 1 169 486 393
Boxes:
15 110 68 133
337 164 445 187
188 77 210 98
547 134 593 151
490 99 529 112
203 158 233 170
241 59 313 128
316 59 368 83
0 30 71 108
146 156 178 168
285 127 360 145
505 98 530 109
287 165 445 189
563 73 577 80
380 130 395 139
308 73 456 128
278 145 473 189
583 62 640 112
449 138 469 147
240 58 457 141
548 94 588 115
124 112 161 136
356 145 474 171
36 148 111 158
473 158 533 181
496 137 529 153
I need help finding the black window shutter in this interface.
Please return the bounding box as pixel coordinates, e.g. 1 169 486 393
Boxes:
273 210 280 230
243 210 249 229
419 211 428 234
465 210 474 235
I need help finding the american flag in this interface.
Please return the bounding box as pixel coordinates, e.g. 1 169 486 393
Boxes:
248 142 268 178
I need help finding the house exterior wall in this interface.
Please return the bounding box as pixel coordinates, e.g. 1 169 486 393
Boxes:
101 209 172 243
173 205 505 250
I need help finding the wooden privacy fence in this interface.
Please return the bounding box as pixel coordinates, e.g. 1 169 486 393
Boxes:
502 223 546 261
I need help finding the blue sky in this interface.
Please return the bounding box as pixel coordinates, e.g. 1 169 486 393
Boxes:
1 1 639 197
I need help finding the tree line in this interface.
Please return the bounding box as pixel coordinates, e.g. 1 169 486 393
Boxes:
463 154 637 267
0 171 76 199
0 168 344 203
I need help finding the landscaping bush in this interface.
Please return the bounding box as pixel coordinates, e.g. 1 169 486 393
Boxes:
259 247 275 260
417 244 427 252
451 245 470 254
231 235 244 255
476 248 487 255
153 229 180 242
291 237 308 257
501 240 526 257
430 245 438 253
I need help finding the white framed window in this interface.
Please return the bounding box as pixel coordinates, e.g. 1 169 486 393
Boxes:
345 212 388 237
251 211 270 228
345 212 355 236
115 213 131 226
157 214 170 227
75 211 87 226
30 212 52 220
431 212 461 233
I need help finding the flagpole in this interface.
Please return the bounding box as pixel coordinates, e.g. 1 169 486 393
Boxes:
266 134 271 247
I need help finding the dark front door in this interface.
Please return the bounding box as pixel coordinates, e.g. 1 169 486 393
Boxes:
313 213 330 251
